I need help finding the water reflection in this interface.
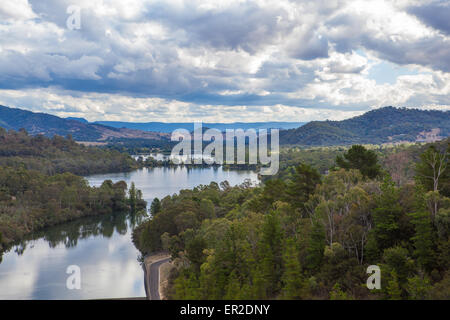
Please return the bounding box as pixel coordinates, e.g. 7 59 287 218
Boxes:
0 166 257 299
0 211 147 300
9 211 147 257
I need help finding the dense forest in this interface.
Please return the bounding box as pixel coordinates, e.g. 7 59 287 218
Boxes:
133 139 449 300
104 137 175 155
0 128 137 175
0 129 148 261
0 166 147 260
272 139 450 184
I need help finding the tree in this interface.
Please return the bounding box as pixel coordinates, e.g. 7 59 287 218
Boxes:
409 210 435 272
199 199 215 220
368 176 403 255
336 145 381 179
415 146 448 218
386 270 402 300
281 238 307 299
415 146 448 193
406 275 431 300
330 283 350 300
384 150 410 186
175 211 199 233
383 246 415 288
305 219 326 271
129 182 138 213
261 179 287 208
150 198 161 216
186 236 207 272
286 163 321 213
259 211 283 297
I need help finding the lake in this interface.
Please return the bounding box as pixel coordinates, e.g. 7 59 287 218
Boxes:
0 167 258 299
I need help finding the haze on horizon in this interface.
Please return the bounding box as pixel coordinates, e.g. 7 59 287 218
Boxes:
0 0 449 123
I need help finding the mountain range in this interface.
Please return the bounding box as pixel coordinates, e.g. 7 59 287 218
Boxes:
0 105 448 146
91 121 305 133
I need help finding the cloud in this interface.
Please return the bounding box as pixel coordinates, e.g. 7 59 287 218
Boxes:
0 0 448 121
407 0 450 36
0 0 36 21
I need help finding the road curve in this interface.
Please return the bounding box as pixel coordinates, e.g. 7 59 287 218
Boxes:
147 257 171 300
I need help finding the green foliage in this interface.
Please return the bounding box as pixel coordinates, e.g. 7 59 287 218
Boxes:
336 145 381 179
281 239 307 299
286 163 321 213
133 141 450 300
382 246 415 292
150 198 162 216
386 271 402 300
406 275 431 300
0 129 136 175
259 211 283 297
368 176 403 256
409 210 435 272
0 166 145 249
128 182 146 214
415 145 448 193
330 283 351 300
305 220 325 271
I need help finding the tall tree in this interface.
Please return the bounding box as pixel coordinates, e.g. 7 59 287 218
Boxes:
415 145 448 218
286 163 321 214
415 145 448 194
150 197 161 216
128 182 138 213
259 211 283 297
336 145 381 179
281 238 306 299
305 219 326 271
367 176 403 256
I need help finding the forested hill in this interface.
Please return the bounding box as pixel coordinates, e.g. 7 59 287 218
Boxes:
280 107 450 146
0 128 137 175
0 105 168 142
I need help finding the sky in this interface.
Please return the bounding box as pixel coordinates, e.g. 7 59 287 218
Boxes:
0 0 449 122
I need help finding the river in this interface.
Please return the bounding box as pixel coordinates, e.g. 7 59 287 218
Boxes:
0 166 258 299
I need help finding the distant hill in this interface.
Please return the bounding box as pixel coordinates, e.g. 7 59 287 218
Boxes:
280 107 450 146
66 117 89 123
2 105 448 146
0 105 168 142
94 121 305 133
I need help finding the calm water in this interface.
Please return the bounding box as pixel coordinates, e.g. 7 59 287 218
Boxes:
0 167 258 300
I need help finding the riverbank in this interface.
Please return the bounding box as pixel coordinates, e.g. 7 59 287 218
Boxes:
1 167 256 299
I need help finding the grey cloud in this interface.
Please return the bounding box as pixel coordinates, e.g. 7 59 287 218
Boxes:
289 33 329 60
0 51 104 84
408 1 450 36
362 35 450 73
0 0 449 115
325 11 450 72
143 1 296 54
329 62 365 74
